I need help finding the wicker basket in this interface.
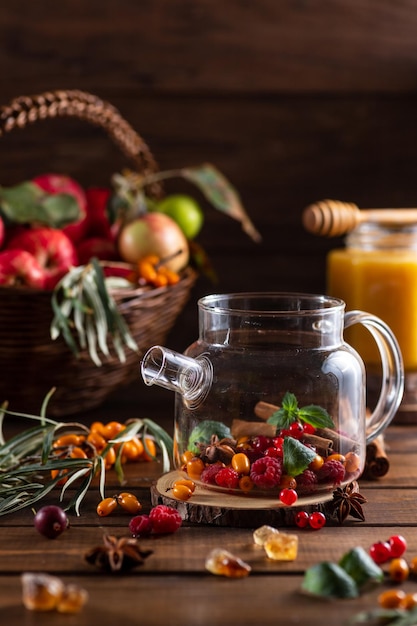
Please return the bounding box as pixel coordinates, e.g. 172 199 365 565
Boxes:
0 90 197 417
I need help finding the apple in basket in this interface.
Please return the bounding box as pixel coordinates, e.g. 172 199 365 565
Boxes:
0 249 47 288
4 227 78 289
117 212 189 272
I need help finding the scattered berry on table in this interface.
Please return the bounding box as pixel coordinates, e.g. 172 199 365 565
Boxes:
308 511 326 530
129 514 153 537
33 505 69 539
295 511 310 528
388 534 407 558
369 540 392 564
148 505 183 534
389 557 410 583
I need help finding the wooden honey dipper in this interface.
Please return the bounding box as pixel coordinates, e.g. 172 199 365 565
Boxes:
302 199 417 237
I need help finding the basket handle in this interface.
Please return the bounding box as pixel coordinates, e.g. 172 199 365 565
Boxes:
0 89 162 196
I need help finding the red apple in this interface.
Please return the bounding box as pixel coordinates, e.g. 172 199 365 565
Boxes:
118 212 189 272
77 236 119 265
84 187 113 239
0 215 5 249
32 173 88 243
7 227 78 290
0 249 46 289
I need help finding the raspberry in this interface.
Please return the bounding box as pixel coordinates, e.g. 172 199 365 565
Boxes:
200 463 223 485
297 469 318 493
250 456 282 489
214 467 240 489
129 514 153 537
148 505 183 534
317 459 345 484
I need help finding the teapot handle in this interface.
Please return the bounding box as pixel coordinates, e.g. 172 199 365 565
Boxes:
344 310 404 443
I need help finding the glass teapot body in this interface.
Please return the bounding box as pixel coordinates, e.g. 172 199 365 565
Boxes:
141 293 403 504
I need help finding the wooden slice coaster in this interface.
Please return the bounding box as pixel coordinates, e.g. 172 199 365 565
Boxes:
151 471 330 528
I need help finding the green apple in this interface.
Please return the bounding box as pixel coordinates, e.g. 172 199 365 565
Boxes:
155 194 204 239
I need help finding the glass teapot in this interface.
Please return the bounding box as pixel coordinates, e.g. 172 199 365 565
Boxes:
141 293 404 505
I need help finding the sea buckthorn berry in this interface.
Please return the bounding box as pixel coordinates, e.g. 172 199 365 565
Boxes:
279 475 297 490
326 453 346 466
239 475 254 493
295 511 310 528
309 454 324 471
279 488 298 506
308 511 326 530
378 588 407 609
186 457 205 480
401 592 417 610
389 557 410 583
103 446 116 469
388 534 407 558
344 451 361 473
369 541 392 564
231 452 251 475
142 437 157 461
103 421 124 440
87 431 106 451
409 555 417 576
90 421 106 435
173 479 196 493
180 450 195 465
96 497 118 517
117 492 142 514
53 434 85 448
69 446 88 459
172 484 193 501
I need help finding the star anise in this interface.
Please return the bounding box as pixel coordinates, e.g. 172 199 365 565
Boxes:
84 534 153 573
198 434 237 464
325 481 367 525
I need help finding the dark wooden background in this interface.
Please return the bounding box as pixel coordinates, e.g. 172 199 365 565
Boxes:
1 1 417 414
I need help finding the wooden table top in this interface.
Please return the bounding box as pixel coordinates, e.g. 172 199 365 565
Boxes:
1 391 416 626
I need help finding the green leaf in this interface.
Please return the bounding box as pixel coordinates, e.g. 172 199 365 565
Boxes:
298 405 335 429
267 392 299 429
339 546 384 590
181 163 262 243
302 562 359 599
283 437 317 476
0 181 80 227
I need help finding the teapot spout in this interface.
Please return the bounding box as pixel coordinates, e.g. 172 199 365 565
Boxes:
140 345 213 409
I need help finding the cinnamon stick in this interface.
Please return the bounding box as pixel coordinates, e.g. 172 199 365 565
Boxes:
254 401 279 421
362 434 389 479
231 419 276 439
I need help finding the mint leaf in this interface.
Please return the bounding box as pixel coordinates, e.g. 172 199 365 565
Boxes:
283 437 317 476
298 405 335 429
339 547 384 590
302 562 359 599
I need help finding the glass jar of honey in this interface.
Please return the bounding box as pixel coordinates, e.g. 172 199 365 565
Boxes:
327 221 417 423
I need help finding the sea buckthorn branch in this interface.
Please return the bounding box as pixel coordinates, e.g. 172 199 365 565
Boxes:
0 394 173 516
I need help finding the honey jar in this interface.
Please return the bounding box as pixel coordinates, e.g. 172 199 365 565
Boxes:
327 221 417 423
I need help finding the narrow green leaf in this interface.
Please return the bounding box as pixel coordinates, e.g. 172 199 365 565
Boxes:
181 163 262 243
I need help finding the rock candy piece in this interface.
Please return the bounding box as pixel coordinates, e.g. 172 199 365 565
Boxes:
253 524 280 546
264 532 298 561
21 572 88 613
56 584 89 614
21 572 64 611
205 548 251 578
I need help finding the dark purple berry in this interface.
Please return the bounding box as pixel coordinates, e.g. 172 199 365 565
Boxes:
34 505 69 539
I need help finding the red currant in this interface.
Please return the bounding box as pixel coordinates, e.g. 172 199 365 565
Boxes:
279 488 298 506
302 423 316 435
252 436 272 453
308 511 326 530
295 511 310 528
264 446 282 458
388 534 407 558
289 422 304 439
369 541 392 564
